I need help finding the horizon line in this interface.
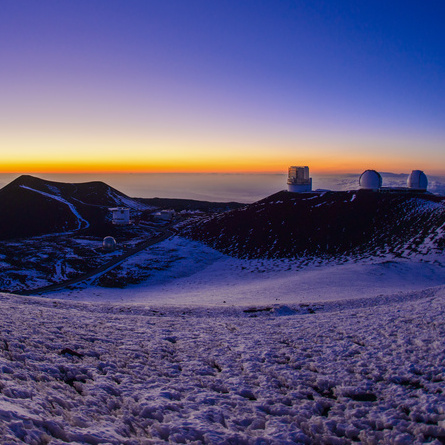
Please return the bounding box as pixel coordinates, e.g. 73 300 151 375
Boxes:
0 170 439 176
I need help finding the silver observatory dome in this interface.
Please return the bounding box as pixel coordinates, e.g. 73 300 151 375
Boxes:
359 170 382 190
103 236 117 251
407 170 428 191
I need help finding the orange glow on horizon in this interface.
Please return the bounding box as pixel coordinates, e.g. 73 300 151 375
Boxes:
2 128 444 175
0 158 441 175
1 135 443 175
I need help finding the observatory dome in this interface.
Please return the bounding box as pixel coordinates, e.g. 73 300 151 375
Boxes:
103 236 117 251
359 170 382 190
407 170 428 190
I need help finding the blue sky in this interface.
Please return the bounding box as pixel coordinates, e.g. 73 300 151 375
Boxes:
1 1 444 173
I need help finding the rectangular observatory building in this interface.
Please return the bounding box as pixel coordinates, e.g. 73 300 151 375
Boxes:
287 166 312 192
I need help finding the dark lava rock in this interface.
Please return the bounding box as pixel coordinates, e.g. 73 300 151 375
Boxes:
182 190 445 259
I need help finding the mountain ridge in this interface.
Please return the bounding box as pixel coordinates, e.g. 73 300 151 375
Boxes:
0 175 150 239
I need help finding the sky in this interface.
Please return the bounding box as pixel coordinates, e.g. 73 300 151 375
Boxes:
1 0 444 174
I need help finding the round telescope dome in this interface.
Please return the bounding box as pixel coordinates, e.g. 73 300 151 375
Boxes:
103 236 117 251
407 170 428 190
359 170 382 190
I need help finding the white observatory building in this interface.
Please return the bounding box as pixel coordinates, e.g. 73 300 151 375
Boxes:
287 166 312 192
358 169 428 193
109 207 130 225
407 170 428 191
359 170 382 190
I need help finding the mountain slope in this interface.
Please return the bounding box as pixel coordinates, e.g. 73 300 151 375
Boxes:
0 175 151 239
136 197 244 212
182 190 445 259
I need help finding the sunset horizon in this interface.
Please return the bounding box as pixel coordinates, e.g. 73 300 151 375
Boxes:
1 152 443 176
1 2 445 440
1 1 444 176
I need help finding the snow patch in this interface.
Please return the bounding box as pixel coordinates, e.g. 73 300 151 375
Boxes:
20 185 90 230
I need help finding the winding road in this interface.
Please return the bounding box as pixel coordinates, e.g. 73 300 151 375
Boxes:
15 225 175 296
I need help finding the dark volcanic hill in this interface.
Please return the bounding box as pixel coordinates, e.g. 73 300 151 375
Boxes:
136 197 244 212
182 190 445 259
0 175 149 239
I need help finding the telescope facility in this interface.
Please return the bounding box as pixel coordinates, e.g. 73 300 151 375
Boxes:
287 166 312 192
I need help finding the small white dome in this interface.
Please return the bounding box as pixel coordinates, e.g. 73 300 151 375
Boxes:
359 170 382 190
103 236 117 251
407 170 428 190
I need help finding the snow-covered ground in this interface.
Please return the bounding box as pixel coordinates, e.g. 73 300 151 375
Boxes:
1 237 445 444
47 237 445 307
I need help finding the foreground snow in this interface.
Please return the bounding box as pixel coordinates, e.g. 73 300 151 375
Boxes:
1 285 445 444
1 238 445 443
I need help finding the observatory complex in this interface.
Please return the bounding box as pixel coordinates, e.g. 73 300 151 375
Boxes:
287 166 312 192
359 169 428 192
287 165 429 194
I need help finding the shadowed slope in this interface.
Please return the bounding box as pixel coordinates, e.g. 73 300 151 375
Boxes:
183 190 445 259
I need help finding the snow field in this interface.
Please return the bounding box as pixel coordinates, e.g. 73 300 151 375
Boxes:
0 287 445 444
48 237 445 307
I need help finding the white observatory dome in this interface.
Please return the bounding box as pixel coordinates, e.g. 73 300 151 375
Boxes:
407 170 428 190
103 236 117 251
359 170 382 190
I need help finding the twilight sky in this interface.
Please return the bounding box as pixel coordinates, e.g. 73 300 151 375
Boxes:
1 1 444 174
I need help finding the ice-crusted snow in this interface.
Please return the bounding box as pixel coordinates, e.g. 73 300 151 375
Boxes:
1 237 445 443
1 286 445 444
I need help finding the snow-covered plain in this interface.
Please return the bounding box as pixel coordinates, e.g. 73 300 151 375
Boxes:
1 237 445 444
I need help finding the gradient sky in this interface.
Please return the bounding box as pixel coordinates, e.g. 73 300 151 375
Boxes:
1 1 444 174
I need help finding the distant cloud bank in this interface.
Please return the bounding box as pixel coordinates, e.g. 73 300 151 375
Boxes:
1 172 444 203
